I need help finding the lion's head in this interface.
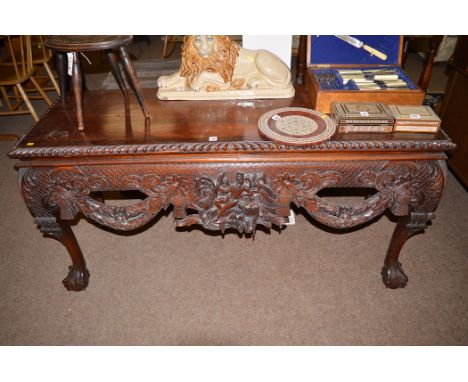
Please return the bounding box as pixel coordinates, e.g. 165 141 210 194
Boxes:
180 35 240 88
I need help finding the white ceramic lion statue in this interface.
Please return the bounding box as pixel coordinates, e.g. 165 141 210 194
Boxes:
157 35 294 100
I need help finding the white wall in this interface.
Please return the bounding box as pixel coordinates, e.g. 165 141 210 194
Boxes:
242 35 293 68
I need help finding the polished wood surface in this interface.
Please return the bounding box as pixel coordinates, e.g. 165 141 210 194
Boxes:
9 87 455 291
11 88 453 155
44 35 149 131
305 69 425 114
45 35 133 52
295 35 307 85
418 35 444 91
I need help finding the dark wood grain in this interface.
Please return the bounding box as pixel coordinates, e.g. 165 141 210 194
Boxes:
295 35 307 85
45 35 147 132
55 52 68 106
106 49 129 106
9 88 454 158
45 35 133 52
118 47 150 120
418 35 444 91
9 87 455 291
71 52 84 131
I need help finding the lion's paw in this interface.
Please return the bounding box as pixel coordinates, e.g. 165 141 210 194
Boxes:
157 76 169 88
190 83 204 92
247 78 261 89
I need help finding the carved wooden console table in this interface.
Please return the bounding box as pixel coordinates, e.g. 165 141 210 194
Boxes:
9 88 456 291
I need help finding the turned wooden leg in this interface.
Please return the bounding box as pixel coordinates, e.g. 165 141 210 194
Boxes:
106 49 129 106
35 216 90 291
118 46 150 121
418 35 444 92
71 52 85 131
382 212 435 289
55 52 68 106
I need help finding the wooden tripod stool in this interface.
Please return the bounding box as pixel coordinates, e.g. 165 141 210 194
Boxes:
45 35 150 131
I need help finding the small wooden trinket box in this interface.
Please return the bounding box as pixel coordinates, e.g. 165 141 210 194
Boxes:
331 101 395 133
388 104 441 133
304 36 425 113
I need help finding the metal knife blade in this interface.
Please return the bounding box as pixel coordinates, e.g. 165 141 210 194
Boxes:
335 35 388 61
335 35 363 48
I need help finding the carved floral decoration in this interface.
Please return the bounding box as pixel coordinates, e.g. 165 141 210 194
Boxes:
21 161 445 235
176 172 286 234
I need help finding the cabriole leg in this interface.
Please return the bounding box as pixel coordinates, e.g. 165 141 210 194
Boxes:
382 212 435 289
35 216 90 291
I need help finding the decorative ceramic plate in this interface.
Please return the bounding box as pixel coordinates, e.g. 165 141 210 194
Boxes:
258 107 336 146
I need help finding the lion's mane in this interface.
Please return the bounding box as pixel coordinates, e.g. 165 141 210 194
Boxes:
180 35 240 87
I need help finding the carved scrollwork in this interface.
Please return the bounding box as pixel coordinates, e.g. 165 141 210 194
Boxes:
23 168 191 231
273 171 341 210
358 161 445 217
123 174 190 218
274 170 395 228
45 169 109 220
20 160 446 234
358 163 415 216
72 173 189 231
176 172 286 234
75 198 162 231
9 137 456 159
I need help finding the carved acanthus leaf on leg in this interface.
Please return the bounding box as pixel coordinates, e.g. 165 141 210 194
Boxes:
381 161 445 289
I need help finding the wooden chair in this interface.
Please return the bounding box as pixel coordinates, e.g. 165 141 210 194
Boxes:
30 35 60 95
0 35 52 122
162 35 178 59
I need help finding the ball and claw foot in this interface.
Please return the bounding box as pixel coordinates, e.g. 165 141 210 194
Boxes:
381 262 408 289
62 265 90 291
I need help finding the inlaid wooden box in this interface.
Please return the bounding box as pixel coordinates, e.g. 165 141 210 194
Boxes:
304 36 425 113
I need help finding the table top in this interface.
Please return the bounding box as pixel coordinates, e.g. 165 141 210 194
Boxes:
9 87 456 161
45 35 133 52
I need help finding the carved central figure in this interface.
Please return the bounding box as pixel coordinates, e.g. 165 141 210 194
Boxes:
157 35 295 100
